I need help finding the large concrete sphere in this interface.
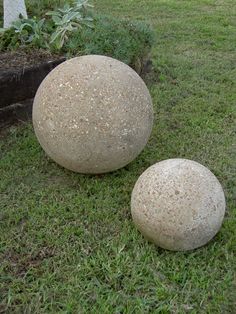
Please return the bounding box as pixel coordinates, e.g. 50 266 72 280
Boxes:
33 55 153 173
131 159 226 251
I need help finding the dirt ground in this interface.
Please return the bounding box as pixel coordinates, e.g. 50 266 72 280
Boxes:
0 49 61 73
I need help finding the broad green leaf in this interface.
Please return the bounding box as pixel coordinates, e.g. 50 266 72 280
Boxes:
52 15 62 25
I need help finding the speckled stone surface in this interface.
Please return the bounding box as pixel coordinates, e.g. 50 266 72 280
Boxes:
131 159 226 251
33 55 153 173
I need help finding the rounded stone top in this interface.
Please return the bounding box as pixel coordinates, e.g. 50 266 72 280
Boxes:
131 158 226 251
33 55 153 173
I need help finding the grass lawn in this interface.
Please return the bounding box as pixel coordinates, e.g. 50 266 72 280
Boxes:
0 0 236 312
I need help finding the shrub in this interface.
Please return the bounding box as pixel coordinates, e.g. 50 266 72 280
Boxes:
64 14 154 67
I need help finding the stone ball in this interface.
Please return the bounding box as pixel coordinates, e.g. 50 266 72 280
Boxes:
33 55 153 173
131 159 226 251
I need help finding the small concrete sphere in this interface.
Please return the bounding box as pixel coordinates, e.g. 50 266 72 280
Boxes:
131 159 226 251
33 55 153 173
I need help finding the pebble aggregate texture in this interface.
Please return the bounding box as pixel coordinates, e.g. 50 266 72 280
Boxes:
131 159 226 251
33 55 153 173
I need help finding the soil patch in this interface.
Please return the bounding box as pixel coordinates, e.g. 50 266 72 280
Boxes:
0 49 62 74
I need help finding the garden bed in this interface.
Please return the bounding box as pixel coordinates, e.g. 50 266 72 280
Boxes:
0 50 65 108
0 51 152 129
0 47 152 109
0 50 60 72
0 9 154 125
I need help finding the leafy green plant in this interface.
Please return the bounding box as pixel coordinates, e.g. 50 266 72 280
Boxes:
74 0 94 11
0 16 48 49
11 17 47 45
74 0 94 16
0 0 93 51
46 2 93 49
65 14 154 71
